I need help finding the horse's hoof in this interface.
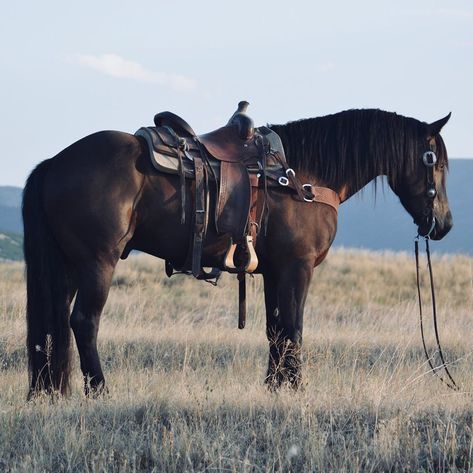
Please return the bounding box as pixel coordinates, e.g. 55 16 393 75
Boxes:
84 381 109 399
264 372 283 392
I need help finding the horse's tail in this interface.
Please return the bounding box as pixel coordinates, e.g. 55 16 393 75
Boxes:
22 159 73 397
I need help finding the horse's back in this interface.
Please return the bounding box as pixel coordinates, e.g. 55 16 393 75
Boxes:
52 129 141 166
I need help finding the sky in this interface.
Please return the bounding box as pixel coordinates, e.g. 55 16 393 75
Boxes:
1 0 472 186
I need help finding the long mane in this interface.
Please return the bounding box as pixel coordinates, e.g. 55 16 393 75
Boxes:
269 109 447 192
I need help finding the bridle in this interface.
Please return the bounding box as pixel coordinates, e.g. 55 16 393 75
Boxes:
415 138 459 391
419 138 438 238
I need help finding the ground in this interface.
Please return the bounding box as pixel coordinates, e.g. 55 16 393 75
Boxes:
1 249 473 472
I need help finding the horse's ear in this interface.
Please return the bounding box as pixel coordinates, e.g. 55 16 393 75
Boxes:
427 112 452 136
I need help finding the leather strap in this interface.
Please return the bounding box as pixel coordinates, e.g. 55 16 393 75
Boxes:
309 186 341 213
267 149 339 209
161 125 187 224
192 155 206 277
264 173 341 214
415 238 459 390
248 173 260 243
238 272 246 329
177 146 186 224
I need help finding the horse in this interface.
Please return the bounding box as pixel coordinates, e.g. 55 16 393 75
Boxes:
22 108 452 397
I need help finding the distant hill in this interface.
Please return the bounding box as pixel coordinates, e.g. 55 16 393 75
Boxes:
0 159 471 260
0 231 22 261
0 186 22 234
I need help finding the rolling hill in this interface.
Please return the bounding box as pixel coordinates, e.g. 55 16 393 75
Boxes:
0 158 471 260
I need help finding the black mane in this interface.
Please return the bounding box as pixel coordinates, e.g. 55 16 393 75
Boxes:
270 109 447 192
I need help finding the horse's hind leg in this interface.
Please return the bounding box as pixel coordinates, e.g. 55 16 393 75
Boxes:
70 258 116 396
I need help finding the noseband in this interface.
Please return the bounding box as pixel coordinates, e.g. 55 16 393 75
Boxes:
420 139 438 238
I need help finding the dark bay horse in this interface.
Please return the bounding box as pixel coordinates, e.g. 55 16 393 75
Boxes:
23 108 452 397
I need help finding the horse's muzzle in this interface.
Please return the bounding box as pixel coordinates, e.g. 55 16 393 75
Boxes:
419 210 453 240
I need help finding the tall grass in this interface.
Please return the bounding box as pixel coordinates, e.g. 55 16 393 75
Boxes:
1 249 473 472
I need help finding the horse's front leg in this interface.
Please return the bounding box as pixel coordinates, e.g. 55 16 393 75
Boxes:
263 260 313 390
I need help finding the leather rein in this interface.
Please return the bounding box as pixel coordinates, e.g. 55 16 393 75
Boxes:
415 139 459 391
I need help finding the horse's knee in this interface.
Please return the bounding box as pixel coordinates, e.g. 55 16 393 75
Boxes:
70 310 99 339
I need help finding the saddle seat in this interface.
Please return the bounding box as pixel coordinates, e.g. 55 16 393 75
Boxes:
198 126 259 163
154 101 257 163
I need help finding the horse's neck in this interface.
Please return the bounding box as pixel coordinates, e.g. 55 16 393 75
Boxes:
337 171 384 203
304 155 390 203
273 121 404 202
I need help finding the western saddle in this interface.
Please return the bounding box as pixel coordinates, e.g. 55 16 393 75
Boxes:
135 102 340 328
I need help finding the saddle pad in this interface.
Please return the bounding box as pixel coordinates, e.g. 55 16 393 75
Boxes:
135 127 191 176
136 126 284 176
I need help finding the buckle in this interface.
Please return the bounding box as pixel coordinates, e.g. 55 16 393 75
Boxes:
286 168 296 177
278 176 289 186
184 150 194 161
302 183 315 202
422 151 437 167
249 221 260 231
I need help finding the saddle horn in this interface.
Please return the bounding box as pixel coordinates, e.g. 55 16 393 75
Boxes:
227 101 255 141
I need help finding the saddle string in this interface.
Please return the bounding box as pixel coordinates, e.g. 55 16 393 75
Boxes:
415 237 459 391
177 144 186 224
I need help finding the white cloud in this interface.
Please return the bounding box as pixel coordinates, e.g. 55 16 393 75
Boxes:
69 53 196 92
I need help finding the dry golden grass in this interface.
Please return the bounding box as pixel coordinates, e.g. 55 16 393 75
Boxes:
1 249 473 472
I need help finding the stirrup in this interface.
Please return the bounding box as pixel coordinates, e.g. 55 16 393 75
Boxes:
223 235 258 273
165 260 221 284
195 267 222 283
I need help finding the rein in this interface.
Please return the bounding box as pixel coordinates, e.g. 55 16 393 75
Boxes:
415 237 459 390
414 139 459 391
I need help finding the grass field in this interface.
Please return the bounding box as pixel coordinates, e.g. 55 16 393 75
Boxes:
1 249 473 472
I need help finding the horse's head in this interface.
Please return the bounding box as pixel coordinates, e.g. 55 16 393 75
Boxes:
389 113 452 240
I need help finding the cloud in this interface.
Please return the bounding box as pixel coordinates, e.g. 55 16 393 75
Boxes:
69 53 196 92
